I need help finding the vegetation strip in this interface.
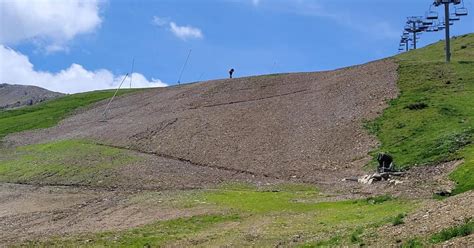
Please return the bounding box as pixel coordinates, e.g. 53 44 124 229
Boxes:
0 139 138 187
430 219 473 243
366 34 474 194
0 88 140 139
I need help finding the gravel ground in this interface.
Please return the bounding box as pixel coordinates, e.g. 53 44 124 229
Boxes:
4 59 399 189
0 183 213 245
365 190 474 246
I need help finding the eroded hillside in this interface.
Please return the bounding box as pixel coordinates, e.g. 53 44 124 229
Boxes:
4 59 398 187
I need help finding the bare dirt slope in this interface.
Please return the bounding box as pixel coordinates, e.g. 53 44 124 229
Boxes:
5 59 398 186
0 83 64 109
0 183 213 244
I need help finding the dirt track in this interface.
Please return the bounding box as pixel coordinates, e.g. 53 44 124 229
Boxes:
4 59 399 188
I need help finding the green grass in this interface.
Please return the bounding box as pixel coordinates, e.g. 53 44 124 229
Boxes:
0 88 140 139
0 139 138 186
450 146 474 194
402 238 423 248
392 213 406 226
367 33 474 194
26 214 240 247
430 219 473 243
191 184 414 246
201 183 321 213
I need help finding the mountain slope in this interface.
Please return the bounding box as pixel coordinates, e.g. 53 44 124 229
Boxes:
0 88 141 139
369 33 474 194
4 59 398 185
0 83 64 109
1 34 473 247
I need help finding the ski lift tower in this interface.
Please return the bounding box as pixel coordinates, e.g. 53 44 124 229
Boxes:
405 17 426 50
433 0 462 62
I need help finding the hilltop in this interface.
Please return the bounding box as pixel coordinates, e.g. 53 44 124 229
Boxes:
0 83 64 109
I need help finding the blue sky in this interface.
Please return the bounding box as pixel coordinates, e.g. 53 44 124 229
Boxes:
1 0 473 93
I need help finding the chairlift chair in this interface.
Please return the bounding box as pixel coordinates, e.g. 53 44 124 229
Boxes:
422 19 434 25
455 1 468 16
426 5 439 20
438 20 446 28
449 14 461 21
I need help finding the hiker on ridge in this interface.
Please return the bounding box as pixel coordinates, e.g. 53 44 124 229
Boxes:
229 68 234 79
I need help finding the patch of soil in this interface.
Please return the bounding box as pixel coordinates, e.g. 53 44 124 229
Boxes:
0 183 213 246
113 149 281 190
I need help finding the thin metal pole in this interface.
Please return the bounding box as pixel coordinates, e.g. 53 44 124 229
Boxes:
412 22 417 50
103 73 129 120
177 49 192 85
444 3 451 62
129 58 135 89
406 41 409 52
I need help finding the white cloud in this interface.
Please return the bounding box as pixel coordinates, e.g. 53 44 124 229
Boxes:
152 16 169 27
0 0 102 52
152 16 203 40
0 45 167 94
169 22 203 40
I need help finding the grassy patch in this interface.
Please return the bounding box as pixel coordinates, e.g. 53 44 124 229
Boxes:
392 213 406 226
366 195 393 205
402 238 423 248
303 235 343 247
201 183 320 213
450 146 474 194
430 219 473 243
0 89 140 139
367 33 474 193
190 184 414 246
26 214 240 247
350 227 364 244
0 139 138 186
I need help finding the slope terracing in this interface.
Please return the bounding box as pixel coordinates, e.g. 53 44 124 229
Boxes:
4 59 398 187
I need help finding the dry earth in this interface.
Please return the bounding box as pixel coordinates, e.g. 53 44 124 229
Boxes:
0 183 214 245
4 59 399 189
